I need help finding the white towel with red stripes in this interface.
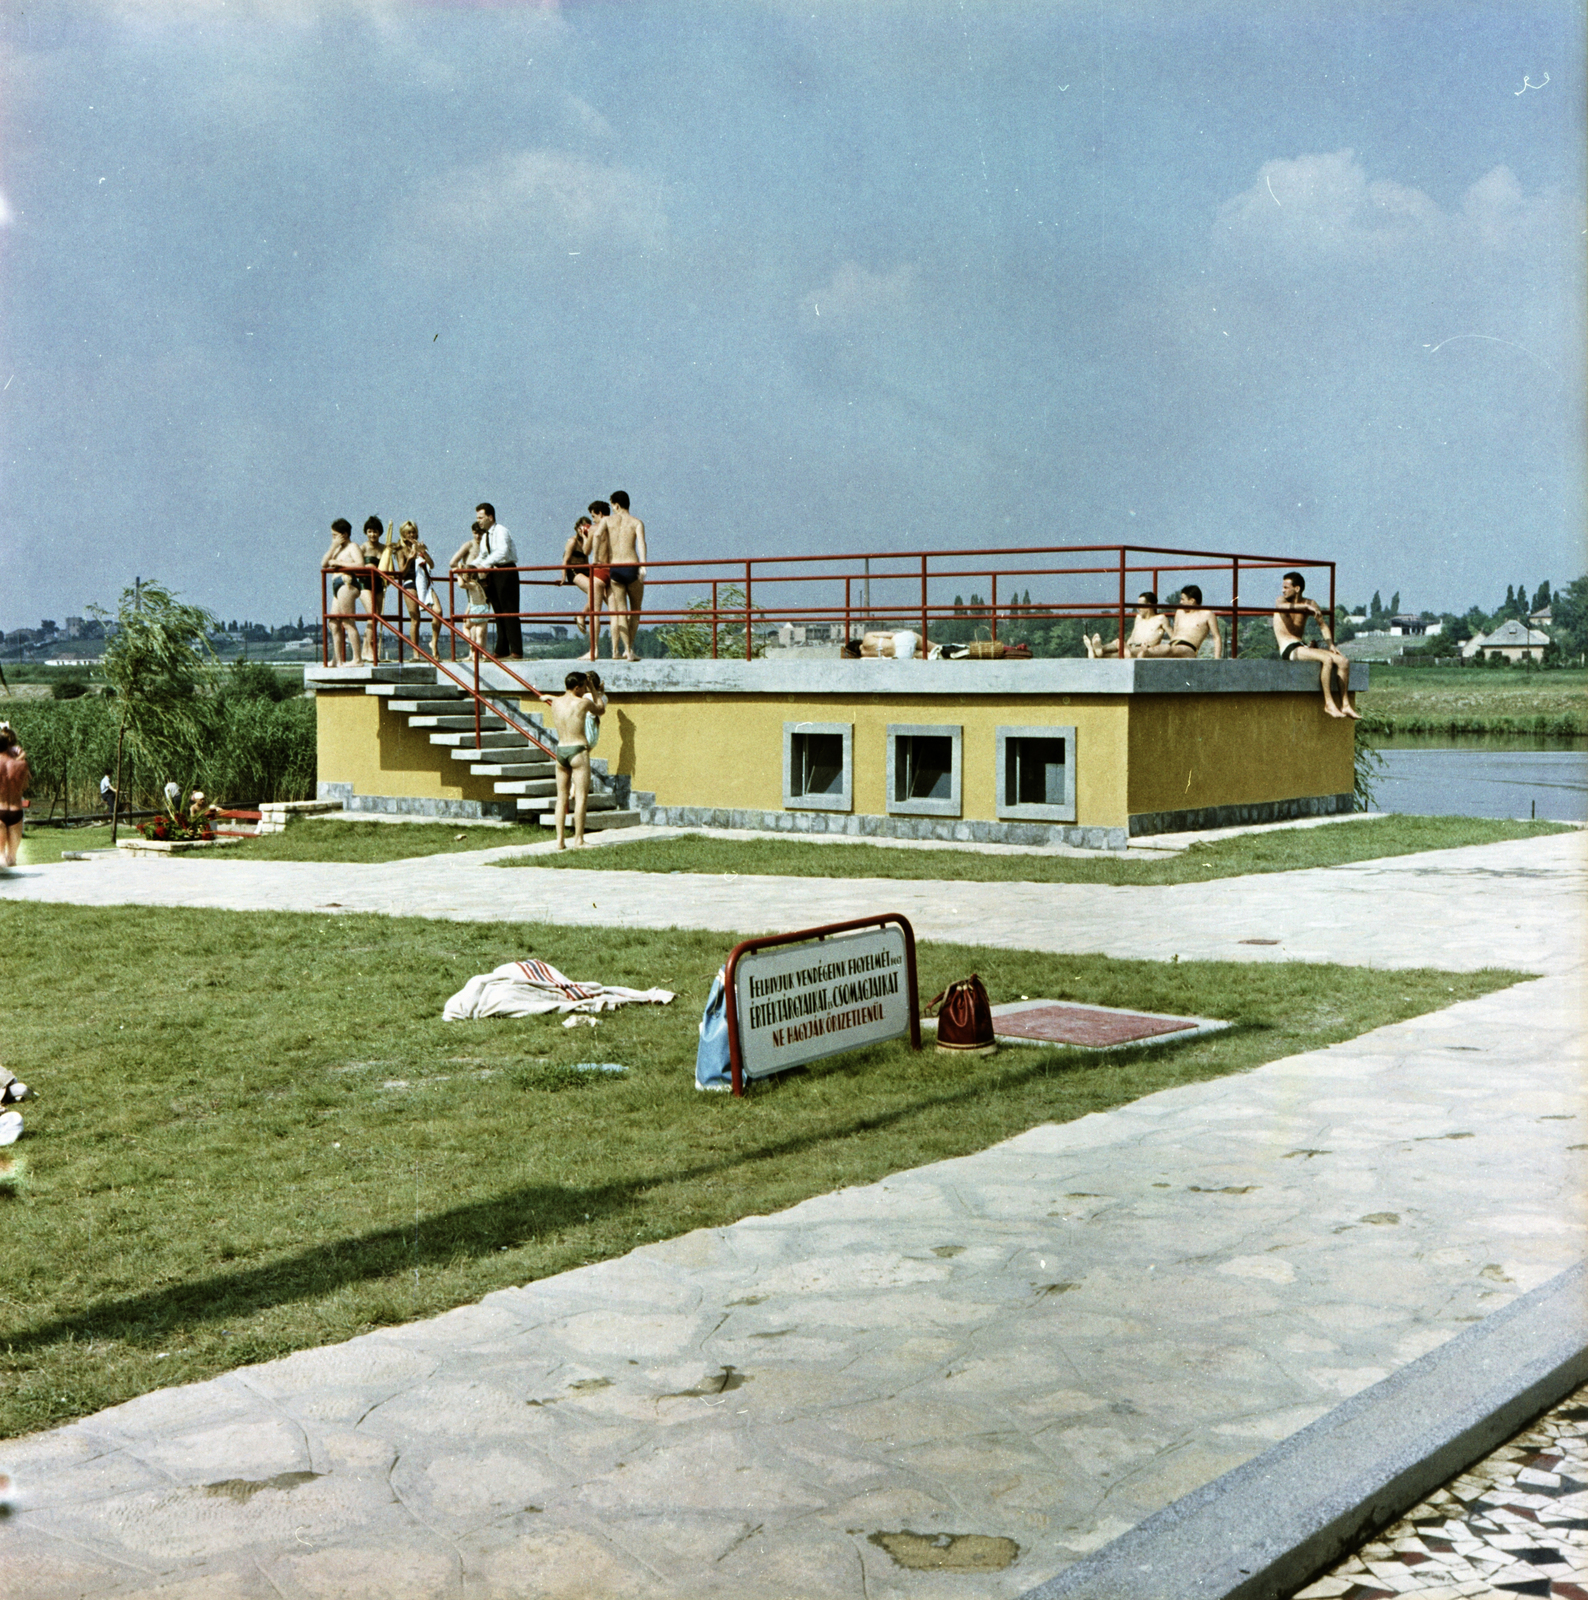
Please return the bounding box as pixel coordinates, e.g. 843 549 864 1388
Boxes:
442 957 675 1021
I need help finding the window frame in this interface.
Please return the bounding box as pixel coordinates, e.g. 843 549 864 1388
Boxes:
995 724 1078 823
885 723 963 817
782 721 853 812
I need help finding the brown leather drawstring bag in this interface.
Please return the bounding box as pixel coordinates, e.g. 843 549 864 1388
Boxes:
929 975 996 1053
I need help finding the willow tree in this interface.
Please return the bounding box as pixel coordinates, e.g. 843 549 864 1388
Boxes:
93 581 218 841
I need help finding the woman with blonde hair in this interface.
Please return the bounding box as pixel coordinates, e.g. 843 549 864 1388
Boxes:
391 521 439 651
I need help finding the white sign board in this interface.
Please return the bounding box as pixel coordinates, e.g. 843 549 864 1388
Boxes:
734 925 912 1081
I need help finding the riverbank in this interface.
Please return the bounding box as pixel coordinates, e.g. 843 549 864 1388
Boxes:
1360 665 1587 737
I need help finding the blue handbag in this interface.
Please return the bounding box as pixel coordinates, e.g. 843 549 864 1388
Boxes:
695 967 732 1091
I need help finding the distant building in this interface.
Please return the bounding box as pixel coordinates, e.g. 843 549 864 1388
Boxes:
1463 619 1550 663
1387 614 1426 636
65 616 85 639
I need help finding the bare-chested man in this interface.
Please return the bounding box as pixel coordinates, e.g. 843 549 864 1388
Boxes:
1155 584 1224 658
537 671 608 848
1274 570 1358 718
1085 592 1170 658
0 722 31 869
595 489 647 661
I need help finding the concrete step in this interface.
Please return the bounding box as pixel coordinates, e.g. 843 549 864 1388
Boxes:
516 792 618 813
494 778 558 797
430 730 533 749
533 807 643 831
409 714 507 731
308 663 435 685
383 696 473 714
469 760 556 778
449 744 596 769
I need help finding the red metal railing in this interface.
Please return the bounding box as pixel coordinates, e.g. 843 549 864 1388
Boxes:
321 569 560 757
321 542 1336 666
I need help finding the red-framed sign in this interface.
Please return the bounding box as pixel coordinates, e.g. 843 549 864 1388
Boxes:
722 914 921 1096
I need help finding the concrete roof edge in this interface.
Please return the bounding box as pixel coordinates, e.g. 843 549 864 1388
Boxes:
1018 1258 1588 1600
441 658 1372 698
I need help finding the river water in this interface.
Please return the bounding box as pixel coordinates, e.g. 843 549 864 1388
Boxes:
1368 736 1588 823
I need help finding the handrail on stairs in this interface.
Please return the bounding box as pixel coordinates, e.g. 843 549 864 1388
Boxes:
345 574 561 761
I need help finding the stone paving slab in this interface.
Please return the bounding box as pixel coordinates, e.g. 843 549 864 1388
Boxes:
0 834 1582 1598
0 832 1579 979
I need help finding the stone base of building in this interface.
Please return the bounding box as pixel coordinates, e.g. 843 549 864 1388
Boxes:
1128 792 1356 837
316 782 517 822
638 803 1130 853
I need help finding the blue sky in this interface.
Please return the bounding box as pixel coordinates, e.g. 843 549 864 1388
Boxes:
1 0 1582 631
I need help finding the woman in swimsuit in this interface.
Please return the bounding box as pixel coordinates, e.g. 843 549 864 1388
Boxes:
560 516 605 650
357 517 387 664
321 519 364 666
391 521 438 651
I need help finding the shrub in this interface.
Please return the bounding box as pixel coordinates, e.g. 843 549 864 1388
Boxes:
6 695 314 814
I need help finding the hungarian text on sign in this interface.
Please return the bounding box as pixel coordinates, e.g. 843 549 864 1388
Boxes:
735 926 912 1080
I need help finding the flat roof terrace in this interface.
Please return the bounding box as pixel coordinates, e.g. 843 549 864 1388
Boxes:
312 539 1361 848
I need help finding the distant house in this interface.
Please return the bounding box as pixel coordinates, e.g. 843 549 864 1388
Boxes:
1387 614 1426 636
1464 619 1550 663
1530 605 1553 628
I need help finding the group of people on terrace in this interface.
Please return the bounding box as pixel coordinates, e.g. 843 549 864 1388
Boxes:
1084 571 1358 717
319 493 647 668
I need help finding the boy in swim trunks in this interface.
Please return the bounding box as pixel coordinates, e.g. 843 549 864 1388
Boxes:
1154 584 1224 658
0 723 31 869
1085 592 1171 658
537 672 609 848
1273 571 1358 718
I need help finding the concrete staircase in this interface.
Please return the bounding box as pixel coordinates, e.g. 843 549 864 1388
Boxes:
363 666 648 830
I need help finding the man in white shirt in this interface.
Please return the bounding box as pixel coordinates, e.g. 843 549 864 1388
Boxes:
473 501 522 658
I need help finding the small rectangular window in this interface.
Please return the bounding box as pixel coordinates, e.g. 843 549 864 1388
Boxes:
783 722 852 811
996 725 1076 822
896 736 954 802
886 724 962 817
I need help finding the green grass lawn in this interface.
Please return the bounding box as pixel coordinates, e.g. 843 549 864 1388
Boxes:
1363 665 1588 736
21 814 1561 878
15 825 119 865
15 820 550 867
224 820 551 862
501 815 1568 885
0 899 1520 1439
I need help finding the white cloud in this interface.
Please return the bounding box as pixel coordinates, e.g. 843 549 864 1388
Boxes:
0 190 12 227
802 261 917 322
1216 150 1572 261
407 148 666 267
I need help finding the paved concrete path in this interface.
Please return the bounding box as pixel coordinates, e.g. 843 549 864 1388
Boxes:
0 826 1572 975
0 834 1583 1599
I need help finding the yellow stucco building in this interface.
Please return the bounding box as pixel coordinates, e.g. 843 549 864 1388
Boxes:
310 656 1365 849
